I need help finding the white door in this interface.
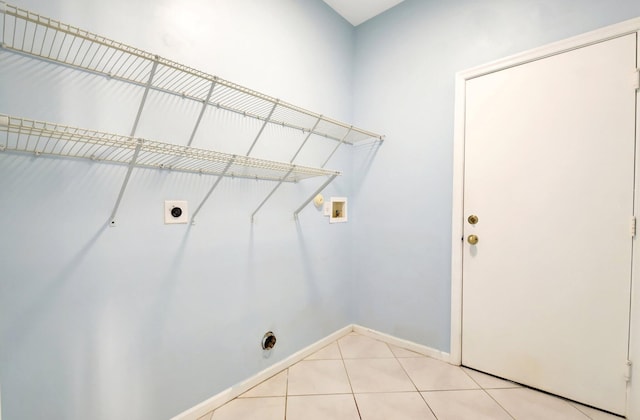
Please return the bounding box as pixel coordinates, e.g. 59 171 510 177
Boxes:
462 34 637 415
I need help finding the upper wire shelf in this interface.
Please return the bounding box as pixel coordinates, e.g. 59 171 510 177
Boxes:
0 2 384 145
0 114 340 182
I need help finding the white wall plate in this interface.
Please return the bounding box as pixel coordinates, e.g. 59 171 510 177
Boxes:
165 200 188 224
323 201 331 216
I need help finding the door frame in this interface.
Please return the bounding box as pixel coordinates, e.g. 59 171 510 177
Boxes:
450 17 640 418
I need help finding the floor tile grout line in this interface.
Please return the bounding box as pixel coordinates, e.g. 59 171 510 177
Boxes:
568 401 600 420
352 389 482 394
336 336 363 419
459 366 484 388
486 382 607 420
415 391 439 420
342 356 398 359
287 388 495 396
483 387 610 420
563 393 625 419
287 391 362 397
304 341 343 361
563 399 601 420
392 346 422 394
420 387 496 393
481 388 517 420
458 367 516 419
393 346 439 419
283 367 289 420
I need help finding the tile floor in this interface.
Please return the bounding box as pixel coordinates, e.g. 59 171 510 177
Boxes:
198 332 623 420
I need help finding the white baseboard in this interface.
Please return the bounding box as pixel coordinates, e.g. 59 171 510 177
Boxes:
351 324 451 363
170 324 353 420
171 324 450 420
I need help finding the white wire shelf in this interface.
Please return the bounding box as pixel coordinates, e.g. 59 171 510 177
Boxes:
0 114 340 182
0 2 384 145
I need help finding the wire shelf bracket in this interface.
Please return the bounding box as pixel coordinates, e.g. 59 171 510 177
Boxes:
187 80 216 147
246 101 279 157
294 174 339 220
109 139 142 226
251 166 295 223
322 126 352 168
109 58 159 226
190 156 236 225
130 58 159 137
289 116 322 164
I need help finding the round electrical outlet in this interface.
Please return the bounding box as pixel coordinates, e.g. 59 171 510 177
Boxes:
171 207 183 218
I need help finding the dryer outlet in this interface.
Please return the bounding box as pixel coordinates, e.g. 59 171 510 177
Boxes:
165 200 188 224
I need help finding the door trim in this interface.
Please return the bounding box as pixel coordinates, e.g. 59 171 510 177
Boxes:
450 16 640 418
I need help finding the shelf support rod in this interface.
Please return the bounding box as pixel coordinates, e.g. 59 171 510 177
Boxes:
245 101 279 156
321 126 352 168
108 58 158 226
109 139 143 226
186 80 216 147
190 156 236 224
289 116 322 163
250 166 295 223
294 174 338 219
130 57 159 137
249 115 323 223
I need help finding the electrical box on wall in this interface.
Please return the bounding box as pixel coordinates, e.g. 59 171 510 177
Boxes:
165 200 188 224
329 197 347 223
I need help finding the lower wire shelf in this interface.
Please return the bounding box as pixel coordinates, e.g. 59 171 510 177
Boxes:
0 113 342 224
0 114 341 182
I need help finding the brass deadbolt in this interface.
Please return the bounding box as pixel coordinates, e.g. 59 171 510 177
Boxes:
467 235 479 245
467 215 479 225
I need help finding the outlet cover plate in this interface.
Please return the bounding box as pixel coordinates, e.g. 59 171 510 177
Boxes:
165 200 188 224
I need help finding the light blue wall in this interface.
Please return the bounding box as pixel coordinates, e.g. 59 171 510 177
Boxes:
351 0 640 351
0 1 356 419
4 0 640 418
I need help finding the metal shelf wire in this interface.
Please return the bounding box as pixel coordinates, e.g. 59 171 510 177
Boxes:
0 2 384 145
0 114 340 182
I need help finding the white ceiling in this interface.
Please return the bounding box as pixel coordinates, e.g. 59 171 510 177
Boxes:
322 0 405 26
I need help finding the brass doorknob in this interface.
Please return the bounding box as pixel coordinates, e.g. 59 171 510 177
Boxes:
468 215 479 225
467 235 479 245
